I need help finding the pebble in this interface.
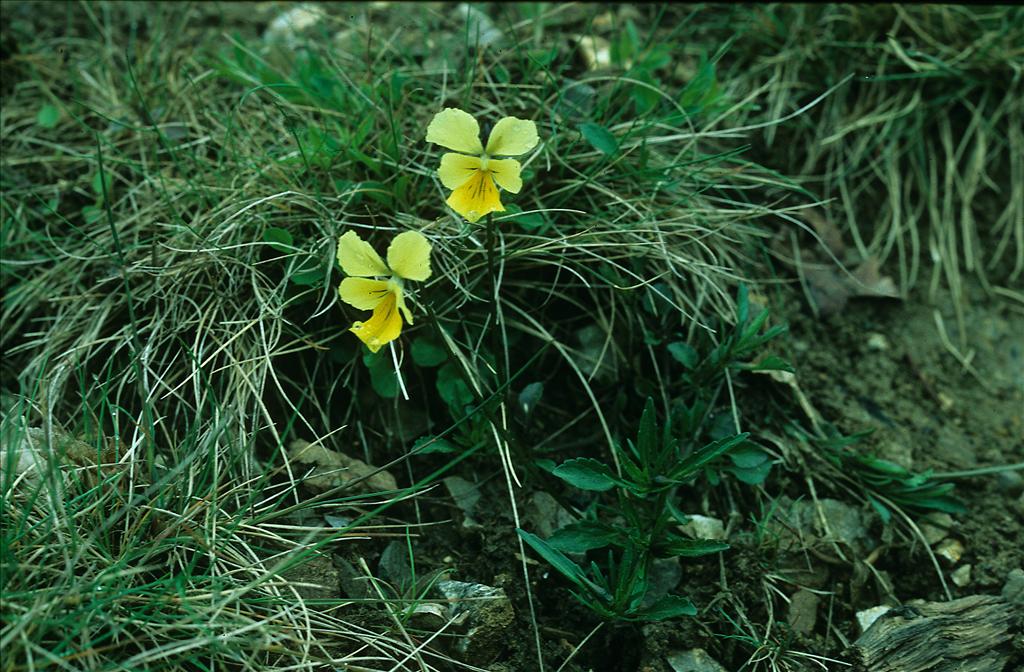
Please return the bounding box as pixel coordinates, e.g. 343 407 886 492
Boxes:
951 564 972 587
1002 569 1024 607
787 589 819 635
856 605 892 634
934 538 964 566
918 513 954 546
995 469 1023 496
666 648 728 672
866 333 889 351
678 514 726 541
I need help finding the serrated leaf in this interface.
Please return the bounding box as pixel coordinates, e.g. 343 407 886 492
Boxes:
263 227 294 253
37 104 60 129
579 122 618 156
411 338 447 367
671 433 749 482
553 457 621 492
667 342 698 369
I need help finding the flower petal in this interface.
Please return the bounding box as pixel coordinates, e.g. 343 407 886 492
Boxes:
386 231 433 282
426 108 483 154
485 116 539 156
338 277 391 310
349 292 403 353
487 158 523 193
438 153 483 189
337 231 389 277
394 286 414 324
446 170 504 223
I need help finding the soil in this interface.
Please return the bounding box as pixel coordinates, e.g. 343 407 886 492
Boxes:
326 276 1023 671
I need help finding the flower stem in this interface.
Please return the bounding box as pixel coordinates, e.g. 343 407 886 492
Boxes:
485 213 507 391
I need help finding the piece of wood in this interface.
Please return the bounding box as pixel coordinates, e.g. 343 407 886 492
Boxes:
849 595 1017 672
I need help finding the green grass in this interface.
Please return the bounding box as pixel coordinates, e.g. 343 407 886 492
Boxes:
3 3 1022 671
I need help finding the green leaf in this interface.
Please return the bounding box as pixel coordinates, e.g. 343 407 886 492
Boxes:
659 535 729 558
363 351 398 399
729 444 769 469
746 355 794 373
635 398 658 466
411 338 447 367
517 530 591 590
518 382 544 416
553 457 622 492
667 342 698 369
671 433 749 482
91 172 112 198
263 227 294 253
579 123 619 156
633 594 696 620
727 459 772 485
548 521 623 553
37 104 60 129
436 362 474 409
412 435 457 454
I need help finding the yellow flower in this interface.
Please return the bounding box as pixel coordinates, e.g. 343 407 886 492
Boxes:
336 230 432 353
426 108 539 223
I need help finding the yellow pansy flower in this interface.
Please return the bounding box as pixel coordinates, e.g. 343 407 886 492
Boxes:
336 230 432 353
426 108 539 223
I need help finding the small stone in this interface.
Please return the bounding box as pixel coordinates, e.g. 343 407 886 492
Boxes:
666 648 728 672
856 605 892 634
934 538 964 566
866 333 889 351
951 564 972 587
995 469 1023 496
678 514 726 541
788 589 819 635
445 476 483 529
1002 569 1024 607
641 558 682 608
524 491 574 539
918 513 954 546
408 602 447 630
437 580 514 663
288 440 397 494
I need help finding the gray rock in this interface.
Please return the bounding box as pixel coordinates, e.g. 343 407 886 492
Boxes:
444 476 483 529
1002 569 1024 607
951 564 972 588
935 538 964 566
856 605 892 634
437 580 514 663
788 589 819 635
918 513 954 546
678 514 726 541
666 648 727 672
523 491 574 539
640 558 682 608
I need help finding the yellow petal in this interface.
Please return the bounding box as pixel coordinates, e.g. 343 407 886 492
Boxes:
338 277 391 310
485 116 539 156
438 153 483 189
386 231 433 282
445 170 504 223
349 292 403 353
426 108 483 154
337 231 388 277
487 158 523 193
394 286 414 324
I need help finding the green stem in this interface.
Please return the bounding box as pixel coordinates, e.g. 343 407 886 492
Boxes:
485 213 507 392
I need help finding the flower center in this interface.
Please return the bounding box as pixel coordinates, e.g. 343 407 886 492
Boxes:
479 153 491 172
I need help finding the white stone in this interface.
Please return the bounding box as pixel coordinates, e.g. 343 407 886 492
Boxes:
856 605 892 634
